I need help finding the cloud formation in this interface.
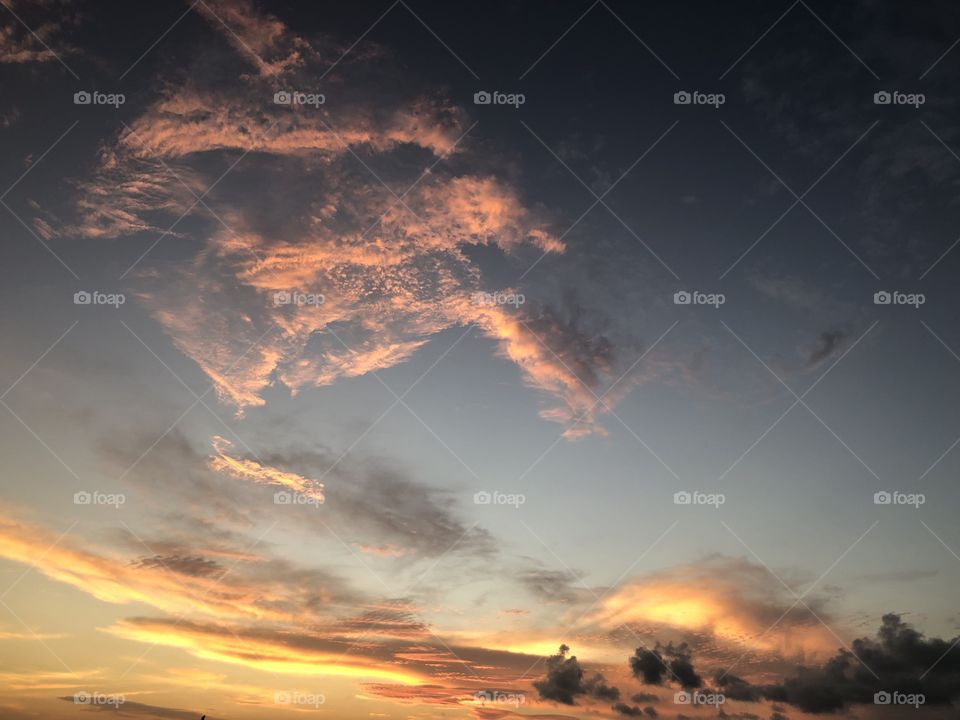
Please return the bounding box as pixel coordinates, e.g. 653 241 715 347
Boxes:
715 613 960 713
51 0 646 439
533 645 620 705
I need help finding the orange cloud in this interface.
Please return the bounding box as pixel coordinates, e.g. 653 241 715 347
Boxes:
208 435 324 503
0 511 342 622
588 556 840 662
109 617 424 684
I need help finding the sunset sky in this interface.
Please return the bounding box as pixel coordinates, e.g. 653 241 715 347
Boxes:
2 1 960 719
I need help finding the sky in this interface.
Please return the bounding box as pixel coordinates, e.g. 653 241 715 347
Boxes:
1 0 960 718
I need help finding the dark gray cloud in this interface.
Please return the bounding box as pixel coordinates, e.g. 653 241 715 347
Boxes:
714 613 960 713
533 644 620 705
515 567 592 604
133 553 224 578
630 642 702 690
613 702 658 717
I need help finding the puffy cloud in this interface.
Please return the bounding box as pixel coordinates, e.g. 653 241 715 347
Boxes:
629 642 702 689
533 644 620 705
716 613 960 713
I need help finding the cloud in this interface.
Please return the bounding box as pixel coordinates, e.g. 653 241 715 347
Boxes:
516 568 590 605
612 702 657 717
193 0 313 78
588 556 838 661
629 642 702 690
208 435 324 502
714 613 960 713
101 428 492 559
133 553 225 578
533 644 620 705
51 0 646 439
804 329 850 369
0 0 78 65
0 507 358 622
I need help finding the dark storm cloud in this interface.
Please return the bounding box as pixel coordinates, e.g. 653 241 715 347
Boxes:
713 613 960 713
630 642 702 690
533 645 620 705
